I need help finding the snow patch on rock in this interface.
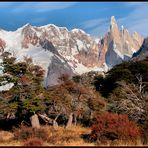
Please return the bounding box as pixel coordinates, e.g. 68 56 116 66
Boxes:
0 82 14 92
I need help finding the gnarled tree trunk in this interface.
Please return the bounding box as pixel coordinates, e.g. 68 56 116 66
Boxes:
38 113 59 129
66 113 73 128
53 120 58 129
73 113 77 126
38 113 53 124
53 113 60 129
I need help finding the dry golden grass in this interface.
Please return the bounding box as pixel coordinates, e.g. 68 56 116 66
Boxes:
0 125 146 146
0 125 94 146
0 141 21 146
100 139 144 146
44 125 95 146
0 130 14 142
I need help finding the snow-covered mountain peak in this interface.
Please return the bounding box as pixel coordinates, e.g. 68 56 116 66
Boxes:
16 23 32 31
0 16 145 88
39 24 68 32
71 28 86 34
23 23 31 27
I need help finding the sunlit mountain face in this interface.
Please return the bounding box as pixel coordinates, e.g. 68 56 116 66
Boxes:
0 16 144 87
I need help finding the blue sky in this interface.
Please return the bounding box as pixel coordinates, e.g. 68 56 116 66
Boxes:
0 2 148 38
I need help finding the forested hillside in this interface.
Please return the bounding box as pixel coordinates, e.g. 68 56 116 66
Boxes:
0 52 147 146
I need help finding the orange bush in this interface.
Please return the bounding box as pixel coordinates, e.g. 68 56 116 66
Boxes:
23 137 43 146
90 112 141 144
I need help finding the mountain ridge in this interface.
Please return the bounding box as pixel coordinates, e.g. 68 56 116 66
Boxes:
0 16 144 87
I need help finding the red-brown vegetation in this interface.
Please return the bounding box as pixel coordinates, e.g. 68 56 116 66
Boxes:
90 112 141 144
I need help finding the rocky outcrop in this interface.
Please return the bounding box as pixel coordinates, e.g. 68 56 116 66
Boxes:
39 39 59 54
21 24 40 48
45 55 74 87
71 29 100 68
98 33 109 67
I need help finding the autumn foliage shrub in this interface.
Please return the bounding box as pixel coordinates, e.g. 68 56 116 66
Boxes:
23 137 44 146
90 112 141 144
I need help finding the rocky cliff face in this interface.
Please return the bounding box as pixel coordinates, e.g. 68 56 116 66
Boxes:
0 16 144 87
45 55 74 87
132 38 148 60
19 24 101 71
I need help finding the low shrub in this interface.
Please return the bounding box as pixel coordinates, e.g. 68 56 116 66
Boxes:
23 137 44 146
89 112 141 144
13 125 48 141
47 128 78 144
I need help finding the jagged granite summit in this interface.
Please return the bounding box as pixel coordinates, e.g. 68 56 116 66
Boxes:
98 16 143 68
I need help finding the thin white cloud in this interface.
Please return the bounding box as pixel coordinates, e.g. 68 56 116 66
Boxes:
80 18 108 29
80 2 148 38
79 18 109 38
128 19 148 35
10 2 78 13
31 17 47 24
0 2 14 8
88 25 108 38
35 2 78 12
126 2 147 5
117 4 148 37
123 2 147 8
77 2 148 37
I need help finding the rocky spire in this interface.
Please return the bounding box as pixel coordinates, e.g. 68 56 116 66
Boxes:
109 16 121 43
110 16 118 31
111 16 117 25
132 31 143 44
